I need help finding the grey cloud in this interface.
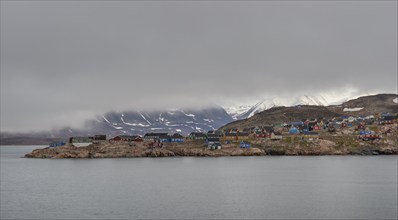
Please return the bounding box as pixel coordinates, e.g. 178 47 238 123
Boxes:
1 1 397 132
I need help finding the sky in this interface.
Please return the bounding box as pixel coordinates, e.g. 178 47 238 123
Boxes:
1 1 397 132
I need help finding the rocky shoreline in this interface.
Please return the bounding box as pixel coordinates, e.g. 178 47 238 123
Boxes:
24 138 398 159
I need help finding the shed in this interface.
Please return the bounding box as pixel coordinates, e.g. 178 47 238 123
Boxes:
208 142 222 150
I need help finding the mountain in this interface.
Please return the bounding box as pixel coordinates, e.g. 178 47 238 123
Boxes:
220 94 398 131
225 95 338 120
0 106 234 144
84 106 233 136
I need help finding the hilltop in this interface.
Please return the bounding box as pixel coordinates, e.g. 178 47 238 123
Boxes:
220 94 397 131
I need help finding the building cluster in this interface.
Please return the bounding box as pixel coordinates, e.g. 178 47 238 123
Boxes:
62 113 396 150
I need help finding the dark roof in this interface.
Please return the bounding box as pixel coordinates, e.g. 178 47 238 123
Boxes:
237 132 249 136
189 132 207 137
207 137 220 142
144 133 168 137
117 135 140 138
171 133 184 138
308 122 317 126
206 133 219 138
225 133 236 137
158 135 171 139
263 126 274 133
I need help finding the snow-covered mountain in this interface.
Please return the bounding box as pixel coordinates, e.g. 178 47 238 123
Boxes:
225 95 349 120
80 106 234 136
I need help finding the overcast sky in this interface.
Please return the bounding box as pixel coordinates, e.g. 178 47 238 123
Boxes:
1 1 397 132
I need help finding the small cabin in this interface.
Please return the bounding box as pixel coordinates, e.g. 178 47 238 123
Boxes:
69 136 92 147
188 132 207 140
208 142 222 150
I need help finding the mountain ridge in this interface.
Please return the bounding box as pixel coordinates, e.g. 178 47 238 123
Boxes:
220 93 398 131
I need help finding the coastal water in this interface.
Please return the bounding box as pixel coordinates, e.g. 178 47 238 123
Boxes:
1 146 397 220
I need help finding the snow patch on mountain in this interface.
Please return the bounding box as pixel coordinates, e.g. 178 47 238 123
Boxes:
102 116 110 124
225 105 252 120
225 94 357 120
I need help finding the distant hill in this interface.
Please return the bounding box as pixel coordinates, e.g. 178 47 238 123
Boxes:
220 94 398 131
1 106 234 145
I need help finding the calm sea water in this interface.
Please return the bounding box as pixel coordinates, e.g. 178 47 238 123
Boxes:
1 145 397 220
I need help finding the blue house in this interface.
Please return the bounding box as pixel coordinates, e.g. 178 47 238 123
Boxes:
158 134 171 143
240 141 251 148
289 126 299 134
49 141 66 148
170 133 184 142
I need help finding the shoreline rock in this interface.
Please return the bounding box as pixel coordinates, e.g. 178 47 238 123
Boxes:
24 139 397 159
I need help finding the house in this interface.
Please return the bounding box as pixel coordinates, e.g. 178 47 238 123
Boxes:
242 128 252 133
49 141 66 148
69 136 92 147
112 135 141 142
255 132 267 138
144 133 168 141
214 130 224 136
170 133 184 142
208 142 222 150
206 137 220 145
289 121 304 127
270 132 282 140
229 128 239 134
236 132 250 140
94 135 107 141
188 132 207 140
224 133 237 141
240 141 251 148
379 115 395 125
302 132 319 141
158 134 172 143
262 126 274 133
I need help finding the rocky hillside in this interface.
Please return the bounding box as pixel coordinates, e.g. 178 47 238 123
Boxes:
220 94 398 131
226 95 342 120
221 105 342 130
329 94 398 116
